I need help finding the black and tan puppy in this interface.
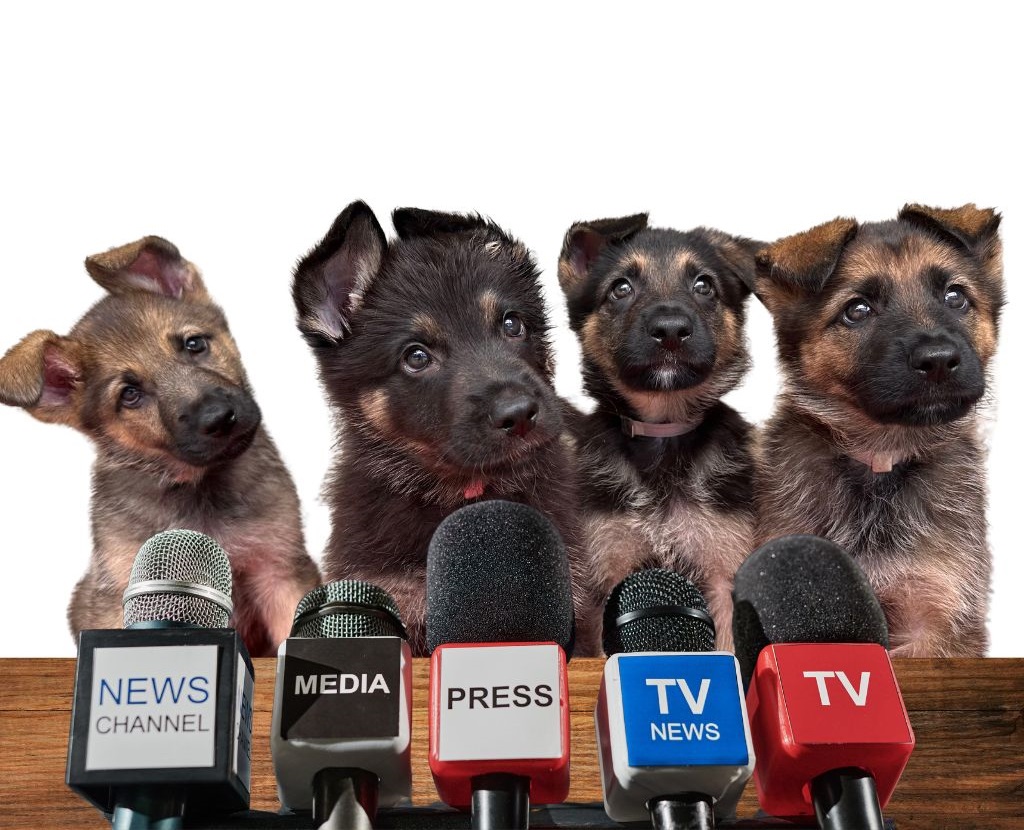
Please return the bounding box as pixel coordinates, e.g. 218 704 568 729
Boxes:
754 204 1003 656
293 202 590 655
0 237 320 656
559 214 761 651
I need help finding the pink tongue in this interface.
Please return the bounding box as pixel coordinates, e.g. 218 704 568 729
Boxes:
463 480 486 500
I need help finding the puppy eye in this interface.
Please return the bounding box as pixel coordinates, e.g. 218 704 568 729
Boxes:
842 299 873 326
693 275 715 297
502 312 526 339
609 279 634 301
184 335 208 354
120 385 144 409
944 286 969 311
402 344 432 374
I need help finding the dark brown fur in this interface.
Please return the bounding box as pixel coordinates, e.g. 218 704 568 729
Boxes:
293 203 593 656
754 204 1003 656
559 215 761 651
0 237 320 655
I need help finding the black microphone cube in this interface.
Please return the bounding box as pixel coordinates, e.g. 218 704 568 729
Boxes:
66 628 254 817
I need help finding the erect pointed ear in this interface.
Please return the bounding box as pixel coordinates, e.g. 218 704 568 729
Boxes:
391 208 492 241
699 230 766 296
754 218 859 307
558 214 649 294
0 330 83 427
85 236 208 302
293 201 388 343
899 203 1002 274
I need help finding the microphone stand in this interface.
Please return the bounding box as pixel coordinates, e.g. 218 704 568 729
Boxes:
111 786 184 830
648 793 715 830
811 767 885 830
313 768 379 830
471 773 530 830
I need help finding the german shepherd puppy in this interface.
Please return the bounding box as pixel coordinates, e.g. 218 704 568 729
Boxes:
293 202 590 655
558 214 761 651
753 204 1003 656
0 237 320 656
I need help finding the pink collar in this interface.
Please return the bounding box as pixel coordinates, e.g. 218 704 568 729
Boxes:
463 480 486 500
621 415 700 439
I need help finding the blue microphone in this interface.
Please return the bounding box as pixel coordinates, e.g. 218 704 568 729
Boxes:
595 569 755 830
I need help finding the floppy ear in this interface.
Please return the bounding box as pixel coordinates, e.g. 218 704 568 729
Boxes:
899 203 1002 277
699 230 765 297
0 330 82 427
558 214 649 293
293 201 388 343
754 218 859 308
391 208 492 241
85 236 208 302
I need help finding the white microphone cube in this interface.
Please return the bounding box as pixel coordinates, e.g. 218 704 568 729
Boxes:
270 636 413 811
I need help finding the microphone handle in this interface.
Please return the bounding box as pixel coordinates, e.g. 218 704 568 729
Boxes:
470 773 530 830
312 767 379 830
811 767 885 830
111 786 185 830
648 794 715 830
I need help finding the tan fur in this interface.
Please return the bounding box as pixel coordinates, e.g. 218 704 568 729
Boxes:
477 290 501 324
583 504 751 651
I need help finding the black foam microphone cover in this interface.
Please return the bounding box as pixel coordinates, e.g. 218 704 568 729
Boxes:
732 534 890 689
603 568 715 655
425 499 574 655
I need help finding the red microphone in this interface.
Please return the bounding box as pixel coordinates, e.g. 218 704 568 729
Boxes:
425 501 574 830
733 536 915 829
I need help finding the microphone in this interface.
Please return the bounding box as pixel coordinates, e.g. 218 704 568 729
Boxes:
270 580 413 830
595 569 755 829
732 535 915 830
426 499 573 830
66 530 254 830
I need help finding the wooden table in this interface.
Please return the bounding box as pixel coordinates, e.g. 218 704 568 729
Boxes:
1 658 1021 828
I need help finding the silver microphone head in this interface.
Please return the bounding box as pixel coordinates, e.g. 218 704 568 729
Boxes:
291 580 406 639
122 529 234 628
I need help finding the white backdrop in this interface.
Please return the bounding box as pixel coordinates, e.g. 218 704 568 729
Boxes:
0 2 1019 656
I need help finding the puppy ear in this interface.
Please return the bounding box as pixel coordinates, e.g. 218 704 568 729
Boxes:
0 330 82 426
85 236 208 302
699 230 765 296
899 203 1002 273
755 218 859 306
293 201 387 343
391 208 492 241
558 214 649 293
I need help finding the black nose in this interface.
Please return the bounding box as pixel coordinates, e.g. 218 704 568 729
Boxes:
647 311 693 350
910 337 961 383
489 392 539 437
194 391 237 436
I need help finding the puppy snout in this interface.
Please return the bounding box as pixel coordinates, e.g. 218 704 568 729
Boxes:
647 309 693 350
909 337 961 383
489 390 539 437
191 390 238 436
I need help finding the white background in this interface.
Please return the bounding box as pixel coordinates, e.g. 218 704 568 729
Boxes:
0 3 1019 656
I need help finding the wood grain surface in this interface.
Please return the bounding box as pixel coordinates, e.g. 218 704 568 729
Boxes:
1 658 1021 829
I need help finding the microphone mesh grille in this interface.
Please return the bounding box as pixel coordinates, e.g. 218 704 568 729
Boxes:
122 530 233 628
603 568 715 655
291 581 405 639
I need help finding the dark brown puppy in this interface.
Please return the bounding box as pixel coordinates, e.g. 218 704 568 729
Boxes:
293 202 591 656
559 215 761 651
0 237 320 656
754 204 1002 656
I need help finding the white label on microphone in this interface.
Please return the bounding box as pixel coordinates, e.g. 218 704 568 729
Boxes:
85 645 218 771
232 656 254 783
437 644 562 762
